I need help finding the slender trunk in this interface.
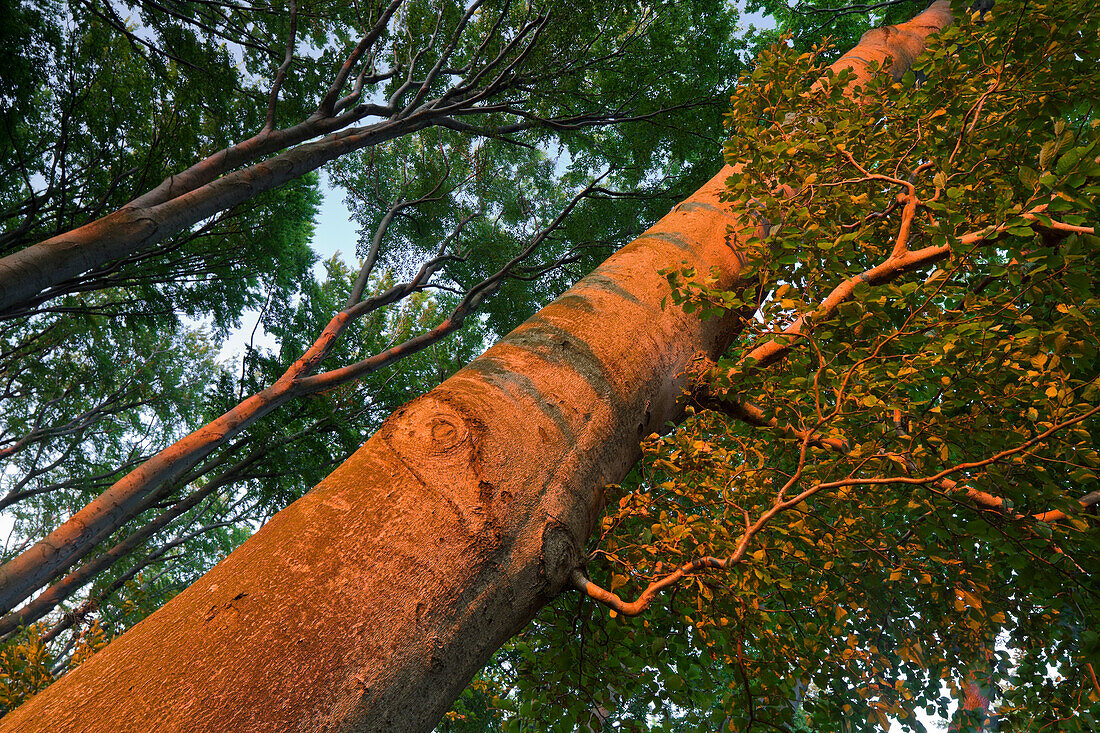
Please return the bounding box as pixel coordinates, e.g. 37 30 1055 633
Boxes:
0 5 953 730
0 380 293 615
0 117 430 316
0 443 259 639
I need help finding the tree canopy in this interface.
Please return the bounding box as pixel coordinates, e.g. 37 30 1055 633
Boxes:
1 0 1098 731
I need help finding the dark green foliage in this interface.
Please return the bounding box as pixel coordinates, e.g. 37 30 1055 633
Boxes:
328 0 749 337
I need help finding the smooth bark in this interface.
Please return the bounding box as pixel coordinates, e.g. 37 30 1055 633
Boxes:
0 4 954 731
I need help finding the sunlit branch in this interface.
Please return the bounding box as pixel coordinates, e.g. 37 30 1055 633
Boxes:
575 402 1100 616
689 375 849 452
583 178 1097 616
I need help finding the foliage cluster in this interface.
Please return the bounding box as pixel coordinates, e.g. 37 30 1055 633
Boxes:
444 1 1100 731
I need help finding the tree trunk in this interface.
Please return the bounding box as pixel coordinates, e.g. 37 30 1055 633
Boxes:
0 4 953 730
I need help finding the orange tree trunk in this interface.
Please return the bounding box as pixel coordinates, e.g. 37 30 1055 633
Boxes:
0 4 953 731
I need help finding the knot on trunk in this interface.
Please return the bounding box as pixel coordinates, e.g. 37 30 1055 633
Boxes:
539 519 580 597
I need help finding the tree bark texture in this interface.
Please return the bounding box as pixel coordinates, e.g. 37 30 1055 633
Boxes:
0 4 953 731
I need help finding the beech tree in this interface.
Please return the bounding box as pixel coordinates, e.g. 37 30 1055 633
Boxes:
0 0 744 666
476 2 1098 729
2 0 1098 731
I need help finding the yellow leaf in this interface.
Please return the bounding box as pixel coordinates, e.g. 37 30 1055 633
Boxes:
958 588 983 609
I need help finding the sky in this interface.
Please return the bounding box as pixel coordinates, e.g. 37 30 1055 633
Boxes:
216 171 359 365
310 172 360 276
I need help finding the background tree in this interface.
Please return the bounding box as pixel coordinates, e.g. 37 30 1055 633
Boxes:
0 0 744 314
